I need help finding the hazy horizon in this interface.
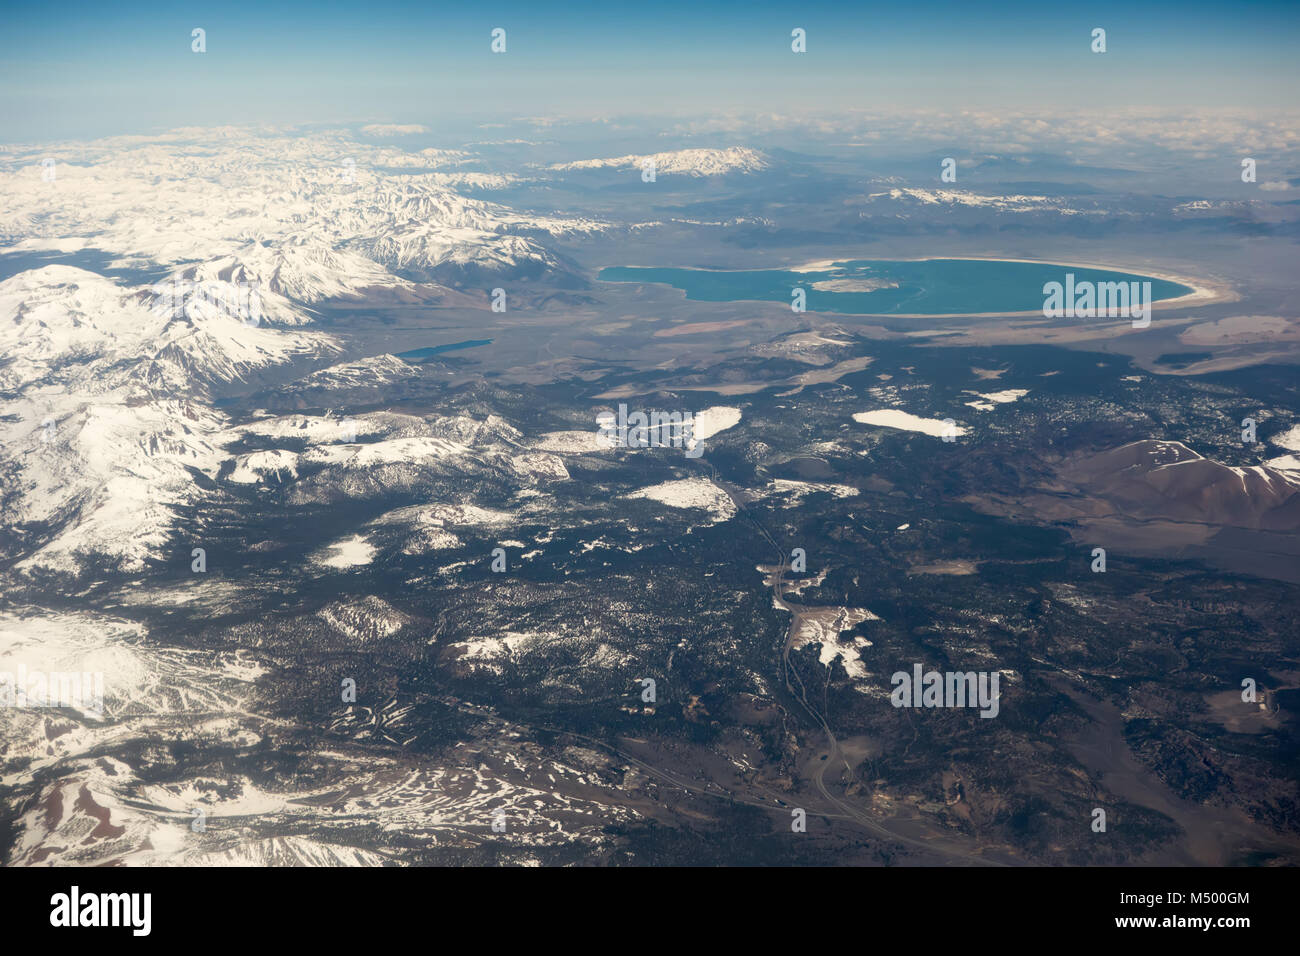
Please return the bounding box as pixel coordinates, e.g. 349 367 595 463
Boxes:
3 0 1299 143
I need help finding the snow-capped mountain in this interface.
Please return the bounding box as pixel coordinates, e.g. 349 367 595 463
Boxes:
548 146 770 176
0 125 630 577
1063 439 1300 531
0 128 609 292
282 354 421 394
0 266 339 395
156 242 411 319
863 187 1094 215
0 265 342 575
5 398 226 574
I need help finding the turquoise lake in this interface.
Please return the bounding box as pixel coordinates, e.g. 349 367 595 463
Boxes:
597 259 1193 315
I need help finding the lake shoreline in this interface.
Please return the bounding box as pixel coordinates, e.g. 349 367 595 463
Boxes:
596 256 1231 319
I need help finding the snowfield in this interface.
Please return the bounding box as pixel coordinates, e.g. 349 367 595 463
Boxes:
691 406 743 441
625 477 737 523
852 409 967 438
316 535 377 569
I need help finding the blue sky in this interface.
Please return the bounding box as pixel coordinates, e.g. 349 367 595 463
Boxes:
2 0 1297 142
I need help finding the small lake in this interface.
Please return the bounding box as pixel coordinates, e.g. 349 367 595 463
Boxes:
396 339 493 360
598 259 1193 315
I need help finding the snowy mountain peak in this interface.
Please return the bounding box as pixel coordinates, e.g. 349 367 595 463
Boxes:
549 146 770 177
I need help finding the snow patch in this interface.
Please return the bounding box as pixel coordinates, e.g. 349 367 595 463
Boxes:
852 409 965 437
317 535 376 568
625 478 736 523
